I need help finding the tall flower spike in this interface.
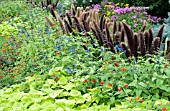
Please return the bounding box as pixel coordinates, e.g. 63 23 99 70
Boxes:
41 1 44 7
55 0 59 8
91 27 102 46
84 12 89 21
72 16 80 25
100 13 105 31
76 7 81 17
121 43 131 60
64 19 76 36
156 24 165 46
74 23 83 32
95 11 100 25
139 33 146 56
148 28 153 54
82 19 90 32
120 27 125 42
166 40 170 55
140 24 146 32
122 22 134 55
105 18 110 24
49 6 56 19
93 20 104 45
92 10 96 22
113 20 117 35
45 17 55 27
66 13 72 26
118 22 122 32
106 23 115 53
54 11 67 34
134 34 138 60
47 0 52 6
71 4 76 16
153 37 160 52
144 31 149 52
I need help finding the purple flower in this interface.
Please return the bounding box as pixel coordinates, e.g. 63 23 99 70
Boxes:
143 11 148 15
153 16 157 20
115 9 121 14
131 16 136 19
92 4 102 10
136 7 141 11
67 10 71 15
72 1 76 4
128 26 131 29
139 18 143 23
146 15 151 19
111 15 116 20
134 23 138 27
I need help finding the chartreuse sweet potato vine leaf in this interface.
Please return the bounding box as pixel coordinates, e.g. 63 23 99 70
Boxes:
49 89 64 98
60 82 75 91
70 89 81 97
58 76 68 85
0 65 169 111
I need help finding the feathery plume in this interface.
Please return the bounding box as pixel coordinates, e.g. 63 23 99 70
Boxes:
54 11 67 34
99 14 105 29
122 22 134 55
156 24 165 46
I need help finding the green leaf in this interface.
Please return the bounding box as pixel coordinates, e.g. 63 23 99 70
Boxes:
13 102 23 109
58 76 68 85
110 97 115 103
54 67 63 72
70 90 81 97
29 102 41 110
134 74 138 80
138 82 147 88
152 77 156 81
128 80 137 87
60 83 75 91
83 93 91 102
136 90 142 97
59 92 70 97
159 86 169 92
49 89 64 98
75 97 85 104
55 108 64 111
124 89 132 94
46 79 56 85
156 79 164 87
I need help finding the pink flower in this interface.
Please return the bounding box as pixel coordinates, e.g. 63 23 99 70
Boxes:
139 18 143 23
111 15 116 20
131 16 136 19
134 23 138 27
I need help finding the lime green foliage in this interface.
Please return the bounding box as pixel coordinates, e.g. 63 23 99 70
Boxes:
0 68 169 110
0 0 28 22
0 17 24 36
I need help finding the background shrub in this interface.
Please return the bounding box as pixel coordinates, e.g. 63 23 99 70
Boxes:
74 0 103 8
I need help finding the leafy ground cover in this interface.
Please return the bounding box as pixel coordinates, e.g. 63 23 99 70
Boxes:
0 0 170 111
0 68 169 111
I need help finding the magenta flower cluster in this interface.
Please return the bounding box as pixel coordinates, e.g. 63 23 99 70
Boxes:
114 7 132 14
91 4 102 10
